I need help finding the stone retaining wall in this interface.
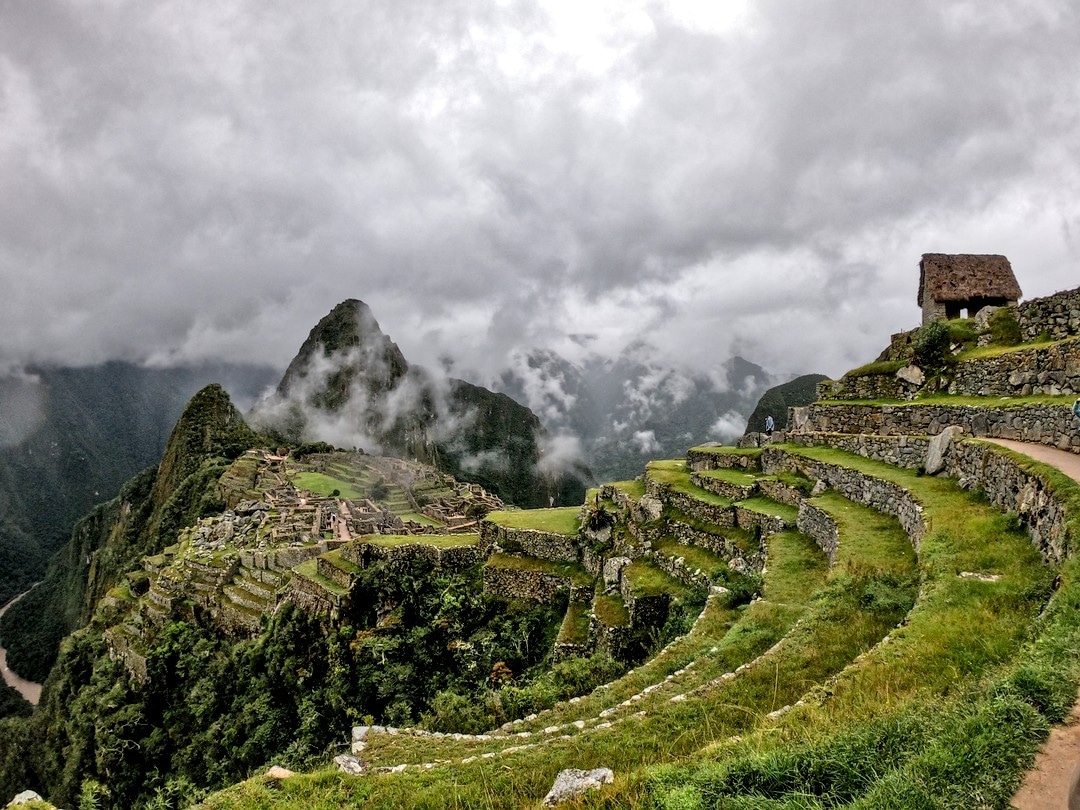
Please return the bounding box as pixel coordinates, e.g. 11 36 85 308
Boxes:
645 479 736 527
947 337 1080 397
797 502 839 564
342 541 484 574
482 564 572 605
822 371 917 402
787 432 931 470
793 403 1080 455
480 523 580 564
756 478 806 507
734 506 787 538
689 472 754 501
760 449 927 551
946 442 1072 563
1017 286 1080 342
685 448 761 472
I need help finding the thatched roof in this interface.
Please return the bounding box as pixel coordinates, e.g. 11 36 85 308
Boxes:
918 253 1021 306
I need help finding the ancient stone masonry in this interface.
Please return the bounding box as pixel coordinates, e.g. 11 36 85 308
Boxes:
482 564 584 605
342 540 483 575
787 432 932 470
797 502 839 564
685 448 761 472
644 478 735 528
760 448 927 551
946 442 1072 563
946 337 1080 397
690 472 755 501
785 424 1074 564
818 372 918 402
918 253 1020 324
1016 285 1080 342
479 523 580 564
794 403 1080 454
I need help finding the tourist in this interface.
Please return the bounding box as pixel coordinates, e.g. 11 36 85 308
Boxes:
765 414 775 437
1074 398 1080 422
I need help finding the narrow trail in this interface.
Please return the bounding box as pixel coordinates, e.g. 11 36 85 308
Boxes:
0 588 42 706
983 439 1080 810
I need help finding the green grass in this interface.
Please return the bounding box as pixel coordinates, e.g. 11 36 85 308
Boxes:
556 602 591 645
737 496 799 523
954 333 1074 362
485 507 581 535
289 472 363 499
622 559 699 601
843 359 907 378
611 479 647 499
291 560 349 597
592 592 630 627
319 549 361 575
399 512 443 527
688 446 762 460
647 460 734 508
361 533 479 550
653 537 733 581
665 508 760 554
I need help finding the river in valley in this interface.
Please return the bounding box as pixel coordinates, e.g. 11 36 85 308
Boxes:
0 589 42 705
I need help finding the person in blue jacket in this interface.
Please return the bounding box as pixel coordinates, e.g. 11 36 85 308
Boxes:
765 414 775 436
1073 398 1080 421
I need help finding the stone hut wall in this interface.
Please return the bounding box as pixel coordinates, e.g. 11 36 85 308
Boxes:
1016 286 1080 342
793 403 1080 454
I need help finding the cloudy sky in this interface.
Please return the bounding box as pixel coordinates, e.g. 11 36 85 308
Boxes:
1 0 1077 384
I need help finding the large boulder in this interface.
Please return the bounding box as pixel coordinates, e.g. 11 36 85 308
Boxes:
925 426 964 475
542 768 614 806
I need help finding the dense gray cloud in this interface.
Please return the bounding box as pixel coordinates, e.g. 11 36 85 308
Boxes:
1 0 1077 382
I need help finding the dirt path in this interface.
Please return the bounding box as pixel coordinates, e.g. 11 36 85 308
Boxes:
0 588 43 705
982 440 1080 809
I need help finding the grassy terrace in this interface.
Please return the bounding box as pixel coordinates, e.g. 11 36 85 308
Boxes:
556 602 591 645
291 559 348 597
485 507 580 535
611 479 647 499
663 507 758 555
208 489 926 808
592 592 630 628
818 393 1076 408
736 495 799 523
646 444 1061 808
688 445 762 461
622 559 698 601
646 460 733 507
289 471 363 500
485 552 592 587
652 537 732 581
359 533 479 550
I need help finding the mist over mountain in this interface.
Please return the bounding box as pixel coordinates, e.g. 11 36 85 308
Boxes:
250 300 589 507
0 362 277 606
496 347 773 482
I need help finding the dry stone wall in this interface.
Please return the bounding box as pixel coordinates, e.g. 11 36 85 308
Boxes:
1016 286 1080 342
794 402 1080 454
787 432 931 470
797 502 839 564
760 448 927 551
482 563 574 605
947 337 1080 397
946 441 1072 563
685 448 761 472
480 523 580 564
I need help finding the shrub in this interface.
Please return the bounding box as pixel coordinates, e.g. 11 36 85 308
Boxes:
912 321 951 371
988 307 1022 346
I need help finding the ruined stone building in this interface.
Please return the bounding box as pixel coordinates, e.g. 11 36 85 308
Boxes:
918 253 1021 324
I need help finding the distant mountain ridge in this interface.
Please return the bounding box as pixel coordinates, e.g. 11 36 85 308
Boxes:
252 300 589 507
496 347 773 482
0 362 277 606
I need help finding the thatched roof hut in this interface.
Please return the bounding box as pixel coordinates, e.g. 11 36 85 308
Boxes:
918 253 1021 324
